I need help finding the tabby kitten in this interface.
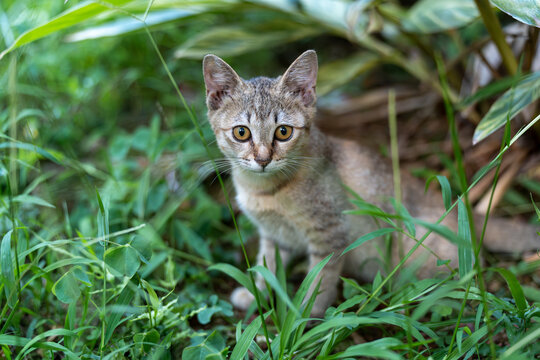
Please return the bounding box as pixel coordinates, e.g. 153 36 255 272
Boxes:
202 50 539 317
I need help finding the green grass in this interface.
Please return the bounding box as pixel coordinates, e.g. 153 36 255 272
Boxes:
1 0 540 358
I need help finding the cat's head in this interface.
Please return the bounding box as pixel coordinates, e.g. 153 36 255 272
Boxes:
202 50 318 175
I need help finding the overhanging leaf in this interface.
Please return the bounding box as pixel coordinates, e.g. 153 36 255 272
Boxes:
403 0 479 34
12 194 55 208
474 71 540 144
490 0 540 27
0 0 135 59
318 52 379 96
66 9 196 42
174 22 321 59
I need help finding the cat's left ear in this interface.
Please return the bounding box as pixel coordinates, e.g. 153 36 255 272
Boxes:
279 50 318 107
203 54 243 110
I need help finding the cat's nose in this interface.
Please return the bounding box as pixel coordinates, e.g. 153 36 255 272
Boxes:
255 157 271 168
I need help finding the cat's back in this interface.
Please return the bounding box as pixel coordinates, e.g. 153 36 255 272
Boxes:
328 137 394 207
327 136 442 214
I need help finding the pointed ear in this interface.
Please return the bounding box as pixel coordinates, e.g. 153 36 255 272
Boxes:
203 54 243 110
279 50 318 107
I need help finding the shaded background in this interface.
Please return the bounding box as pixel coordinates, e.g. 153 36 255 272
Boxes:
0 0 539 357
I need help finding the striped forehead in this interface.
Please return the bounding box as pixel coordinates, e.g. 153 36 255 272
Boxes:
240 76 282 120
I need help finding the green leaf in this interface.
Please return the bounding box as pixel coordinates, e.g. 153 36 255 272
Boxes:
425 175 452 210
446 323 497 360
458 74 523 109
141 279 160 310
105 245 140 278
174 21 320 59
15 328 82 360
0 0 134 59
403 0 479 34
493 268 528 315
457 198 473 278
490 0 540 27
182 331 227 360
12 194 55 208
104 283 135 344
197 296 233 325
66 9 196 42
292 315 382 351
52 268 81 304
208 263 256 295
229 314 264 360
249 265 298 316
341 228 395 256
474 71 540 144
142 329 160 353
295 0 370 35
0 142 63 164
1 230 17 308
327 337 402 360
317 52 379 96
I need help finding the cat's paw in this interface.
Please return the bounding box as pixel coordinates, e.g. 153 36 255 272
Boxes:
230 287 254 311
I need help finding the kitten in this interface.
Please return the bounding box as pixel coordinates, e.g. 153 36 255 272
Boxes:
202 50 540 317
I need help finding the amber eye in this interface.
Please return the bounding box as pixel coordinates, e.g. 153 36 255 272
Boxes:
275 125 293 141
232 126 251 142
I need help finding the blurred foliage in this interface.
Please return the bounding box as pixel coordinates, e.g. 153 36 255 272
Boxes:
0 0 539 358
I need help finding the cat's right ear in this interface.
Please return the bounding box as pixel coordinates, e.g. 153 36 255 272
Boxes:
203 55 242 111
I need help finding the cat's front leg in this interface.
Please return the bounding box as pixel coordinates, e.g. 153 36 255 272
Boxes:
230 237 291 311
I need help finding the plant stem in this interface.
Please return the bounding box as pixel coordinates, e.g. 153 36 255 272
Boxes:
474 0 517 75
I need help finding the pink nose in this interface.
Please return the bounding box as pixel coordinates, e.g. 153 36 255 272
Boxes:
255 157 271 168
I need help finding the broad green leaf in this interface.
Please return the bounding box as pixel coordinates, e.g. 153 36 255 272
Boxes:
66 9 196 42
458 74 523 109
12 194 55 208
104 245 140 278
403 0 479 34
457 199 473 278
341 228 395 256
1 230 17 308
474 71 540 144
491 0 540 27
297 0 371 36
0 0 135 59
174 22 321 59
493 268 528 315
52 268 81 304
182 331 227 360
318 52 379 95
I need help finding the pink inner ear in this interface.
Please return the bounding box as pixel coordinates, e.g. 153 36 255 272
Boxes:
302 87 316 107
207 90 226 111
